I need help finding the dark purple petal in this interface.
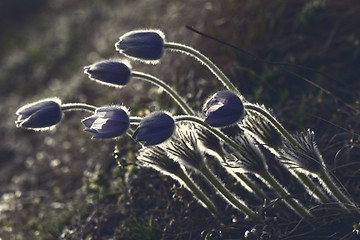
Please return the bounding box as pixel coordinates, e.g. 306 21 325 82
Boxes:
84 60 131 86
15 98 62 130
115 30 165 62
203 90 244 127
132 111 175 146
81 105 130 139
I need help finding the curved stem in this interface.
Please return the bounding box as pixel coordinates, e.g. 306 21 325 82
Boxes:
259 170 312 219
61 103 96 112
244 103 299 147
235 172 271 203
199 164 263 223
318 169 359 213
295 172 329 203
132 71 195 115
176 168 222 218
164 42 240 94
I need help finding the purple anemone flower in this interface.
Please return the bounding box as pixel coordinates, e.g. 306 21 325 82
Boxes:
82 106 130 139
15 98 62 130
115 30 165 63
84 59 131 87
203 90 244 127
132 111 175 146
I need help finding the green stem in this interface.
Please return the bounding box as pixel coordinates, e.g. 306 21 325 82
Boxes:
235 172 271 203
244 103 299 147
129 116 142 124
318 169 359 213
176 168 222 218
295 172 329 203
132 71 195 115
259 170 312 219
164 42 240 94
199 164 263 223
61 103 96 112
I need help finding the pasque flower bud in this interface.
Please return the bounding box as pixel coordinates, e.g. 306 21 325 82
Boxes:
15 98 62 130
132 111 175 146
115 30 165 63
84 59 131 87
203 90 244 128
82 106 130 139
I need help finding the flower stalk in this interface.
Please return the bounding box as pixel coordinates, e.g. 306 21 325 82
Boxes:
198 163 263 223
175 167 223 218
61 103 97 112
164 42 239 94
132 71 195 115
259 169 312 219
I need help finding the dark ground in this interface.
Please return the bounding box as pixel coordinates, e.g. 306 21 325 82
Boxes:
1 0 360 239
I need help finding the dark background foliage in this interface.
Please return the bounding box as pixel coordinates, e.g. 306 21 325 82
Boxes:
1 0 359 239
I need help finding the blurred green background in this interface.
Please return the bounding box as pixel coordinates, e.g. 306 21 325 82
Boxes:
1 0 359 239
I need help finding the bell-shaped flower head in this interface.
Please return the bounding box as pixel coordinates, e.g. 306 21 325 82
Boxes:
82 105 130 139
203 90 244 128
115 29 165 63
15 97 62 130
84 59 131 87
132 111 175 146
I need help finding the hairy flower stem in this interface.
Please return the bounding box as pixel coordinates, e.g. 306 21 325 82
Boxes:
235 172 271 203
164 42 240 94
244 103 298 147
244 103 338 204
61 103 97 112
295 172 329 203
214 150 271 203
132 71 195 115
198 163 263 223
176 168 223 218
259 170 312 219
318 169 359 214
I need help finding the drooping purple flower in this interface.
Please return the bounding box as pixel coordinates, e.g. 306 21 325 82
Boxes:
84 59 131 87
132 111 175 146
15 98 62 130
203 90 244 127
82 106 130 139
115 30 165 63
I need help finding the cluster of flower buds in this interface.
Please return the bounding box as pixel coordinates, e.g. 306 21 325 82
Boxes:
16 29 359 229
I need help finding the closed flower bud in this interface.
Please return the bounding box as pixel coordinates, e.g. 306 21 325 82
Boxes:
115 30 165 63
84 59 131 87
15 98 62 130
132 111 175 146
203 90 244 128
82 106 129 139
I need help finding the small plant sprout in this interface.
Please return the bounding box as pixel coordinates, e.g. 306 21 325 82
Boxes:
82 105 130 139
15 98 62 131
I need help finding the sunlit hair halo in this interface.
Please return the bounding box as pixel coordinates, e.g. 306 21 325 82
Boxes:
15 27 360 237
